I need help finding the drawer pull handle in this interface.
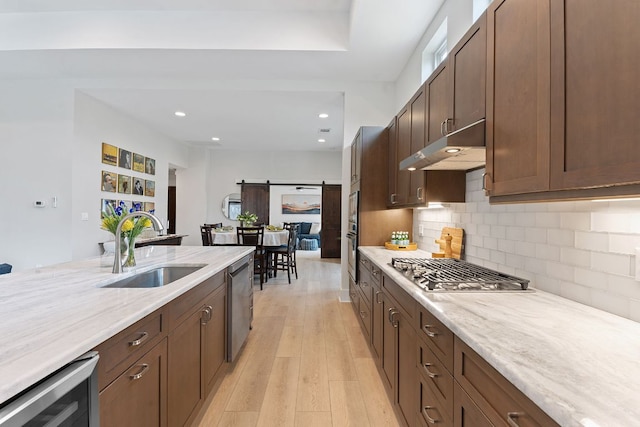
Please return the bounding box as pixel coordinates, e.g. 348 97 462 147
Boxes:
129 363 150 380
201 305 213 325
129 331 149 347
422 406 440 424
361 281 369 288
375 291 383 304
388 309 399 328
359 311 367 319
423 325 439 338
507 412 525 427
423 363 439 378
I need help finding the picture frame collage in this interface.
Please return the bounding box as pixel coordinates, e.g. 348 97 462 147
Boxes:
101 142 156 215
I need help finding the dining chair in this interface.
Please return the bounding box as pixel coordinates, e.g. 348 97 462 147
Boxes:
200 225 214 246
267 223 298 284
236 226 267 289
205 222 223 229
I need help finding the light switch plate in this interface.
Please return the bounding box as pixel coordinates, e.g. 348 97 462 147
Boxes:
635 247 640 281
81 212 89 221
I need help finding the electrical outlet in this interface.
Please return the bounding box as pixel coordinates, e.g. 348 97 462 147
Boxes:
418 224 425 237
81 212 89 221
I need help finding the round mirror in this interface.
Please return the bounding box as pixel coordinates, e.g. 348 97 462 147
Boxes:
222 193 241 220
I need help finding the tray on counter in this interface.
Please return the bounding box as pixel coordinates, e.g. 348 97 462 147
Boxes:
384 242 417 251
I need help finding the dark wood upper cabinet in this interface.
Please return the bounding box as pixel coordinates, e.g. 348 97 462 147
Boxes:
485 0 551 197
425 63 448 145
487 0 640 202
448 12 487 133
410 85 427 155
549 0 640 190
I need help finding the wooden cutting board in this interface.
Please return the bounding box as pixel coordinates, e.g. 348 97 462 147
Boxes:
433 227 464 259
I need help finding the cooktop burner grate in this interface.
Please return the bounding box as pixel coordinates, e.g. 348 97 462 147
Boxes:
390 258 530 291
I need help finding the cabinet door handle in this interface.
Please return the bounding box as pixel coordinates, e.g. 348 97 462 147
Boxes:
390 193 397 204
445 118 454 135
129 331 149 347
359 311 367 319
423 362 439 378
361 281 369 288
201 306 212 325
129 363 150 380
423 324 439 338
506 412 525 427
375 291 383 304
440 120 446 136
482 172 492 194
417 187 423 201
389 309 399 328
422 406 440 424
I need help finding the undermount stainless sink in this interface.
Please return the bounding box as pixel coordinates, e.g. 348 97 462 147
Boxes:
103 265 205 288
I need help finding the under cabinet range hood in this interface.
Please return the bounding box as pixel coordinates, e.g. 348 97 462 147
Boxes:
399 118 486 171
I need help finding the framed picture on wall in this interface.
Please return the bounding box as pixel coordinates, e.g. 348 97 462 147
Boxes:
145 180 155 197
101 170 117 192
132 178 145 196
101 143 118 166
145 157 156 175
132 201 144 212
132 153 145 173
118 200 132 213
118 148 132 169
281 194 321 214
117 174 131 194
144 202 155 212
101 199 117 215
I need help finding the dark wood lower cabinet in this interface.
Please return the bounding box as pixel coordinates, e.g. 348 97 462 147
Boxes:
396 310 417 427
202 287 227 395
99 338 168 427
453 382 493 427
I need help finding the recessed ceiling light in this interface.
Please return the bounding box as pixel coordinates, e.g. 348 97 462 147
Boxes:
174 111 186 117
318 139 326 143
211 137 220 141
318 113 329 118
445 148 461 153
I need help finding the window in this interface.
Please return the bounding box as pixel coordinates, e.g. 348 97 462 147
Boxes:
434 39 448 69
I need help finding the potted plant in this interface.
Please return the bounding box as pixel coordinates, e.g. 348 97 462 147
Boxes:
237 211 258 227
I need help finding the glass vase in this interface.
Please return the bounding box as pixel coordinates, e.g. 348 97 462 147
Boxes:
123 236 136 267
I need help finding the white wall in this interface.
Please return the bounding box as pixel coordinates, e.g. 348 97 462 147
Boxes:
414 169 640 321
0 82 75 270
72 91 189 260
176 148 341 246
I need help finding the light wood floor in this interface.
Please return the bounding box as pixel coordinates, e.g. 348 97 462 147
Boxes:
194 250 399 427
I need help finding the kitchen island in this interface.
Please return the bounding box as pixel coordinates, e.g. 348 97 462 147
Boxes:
360 246 640 427
0 245 253 406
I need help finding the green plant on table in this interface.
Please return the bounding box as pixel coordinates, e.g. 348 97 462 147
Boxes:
237 211 258 226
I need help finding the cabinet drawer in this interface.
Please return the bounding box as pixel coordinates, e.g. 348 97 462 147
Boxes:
358 268 373 306
370 263 382 285
169 270 225 328
417 305 454 373
453 381 493 427
382 274 416 320
417 336 454 418
96 308 165 391
454 337 559 427
359 255 372 273
418 374 453 427
356 286 371 340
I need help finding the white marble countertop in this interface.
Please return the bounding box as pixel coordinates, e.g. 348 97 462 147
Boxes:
360 246 640 427
0 245 253 405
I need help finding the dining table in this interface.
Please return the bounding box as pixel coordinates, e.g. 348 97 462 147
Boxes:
210 227 289 247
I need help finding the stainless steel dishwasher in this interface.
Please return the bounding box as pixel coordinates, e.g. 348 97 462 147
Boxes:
227 254 253 362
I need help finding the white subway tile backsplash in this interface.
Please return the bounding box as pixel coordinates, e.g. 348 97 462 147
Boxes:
591 252 631 277
535 244 561 262
560 248 591 268
574 268 608 290
574 231 609 252
609 234 640 255
413 179 640 321
546 261 575 282
560 212 591 230
525 227 547 244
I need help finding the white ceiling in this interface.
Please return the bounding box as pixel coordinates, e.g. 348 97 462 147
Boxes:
0 0 445 151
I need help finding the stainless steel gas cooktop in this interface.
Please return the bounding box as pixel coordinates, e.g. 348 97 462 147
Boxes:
390 258 531 292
